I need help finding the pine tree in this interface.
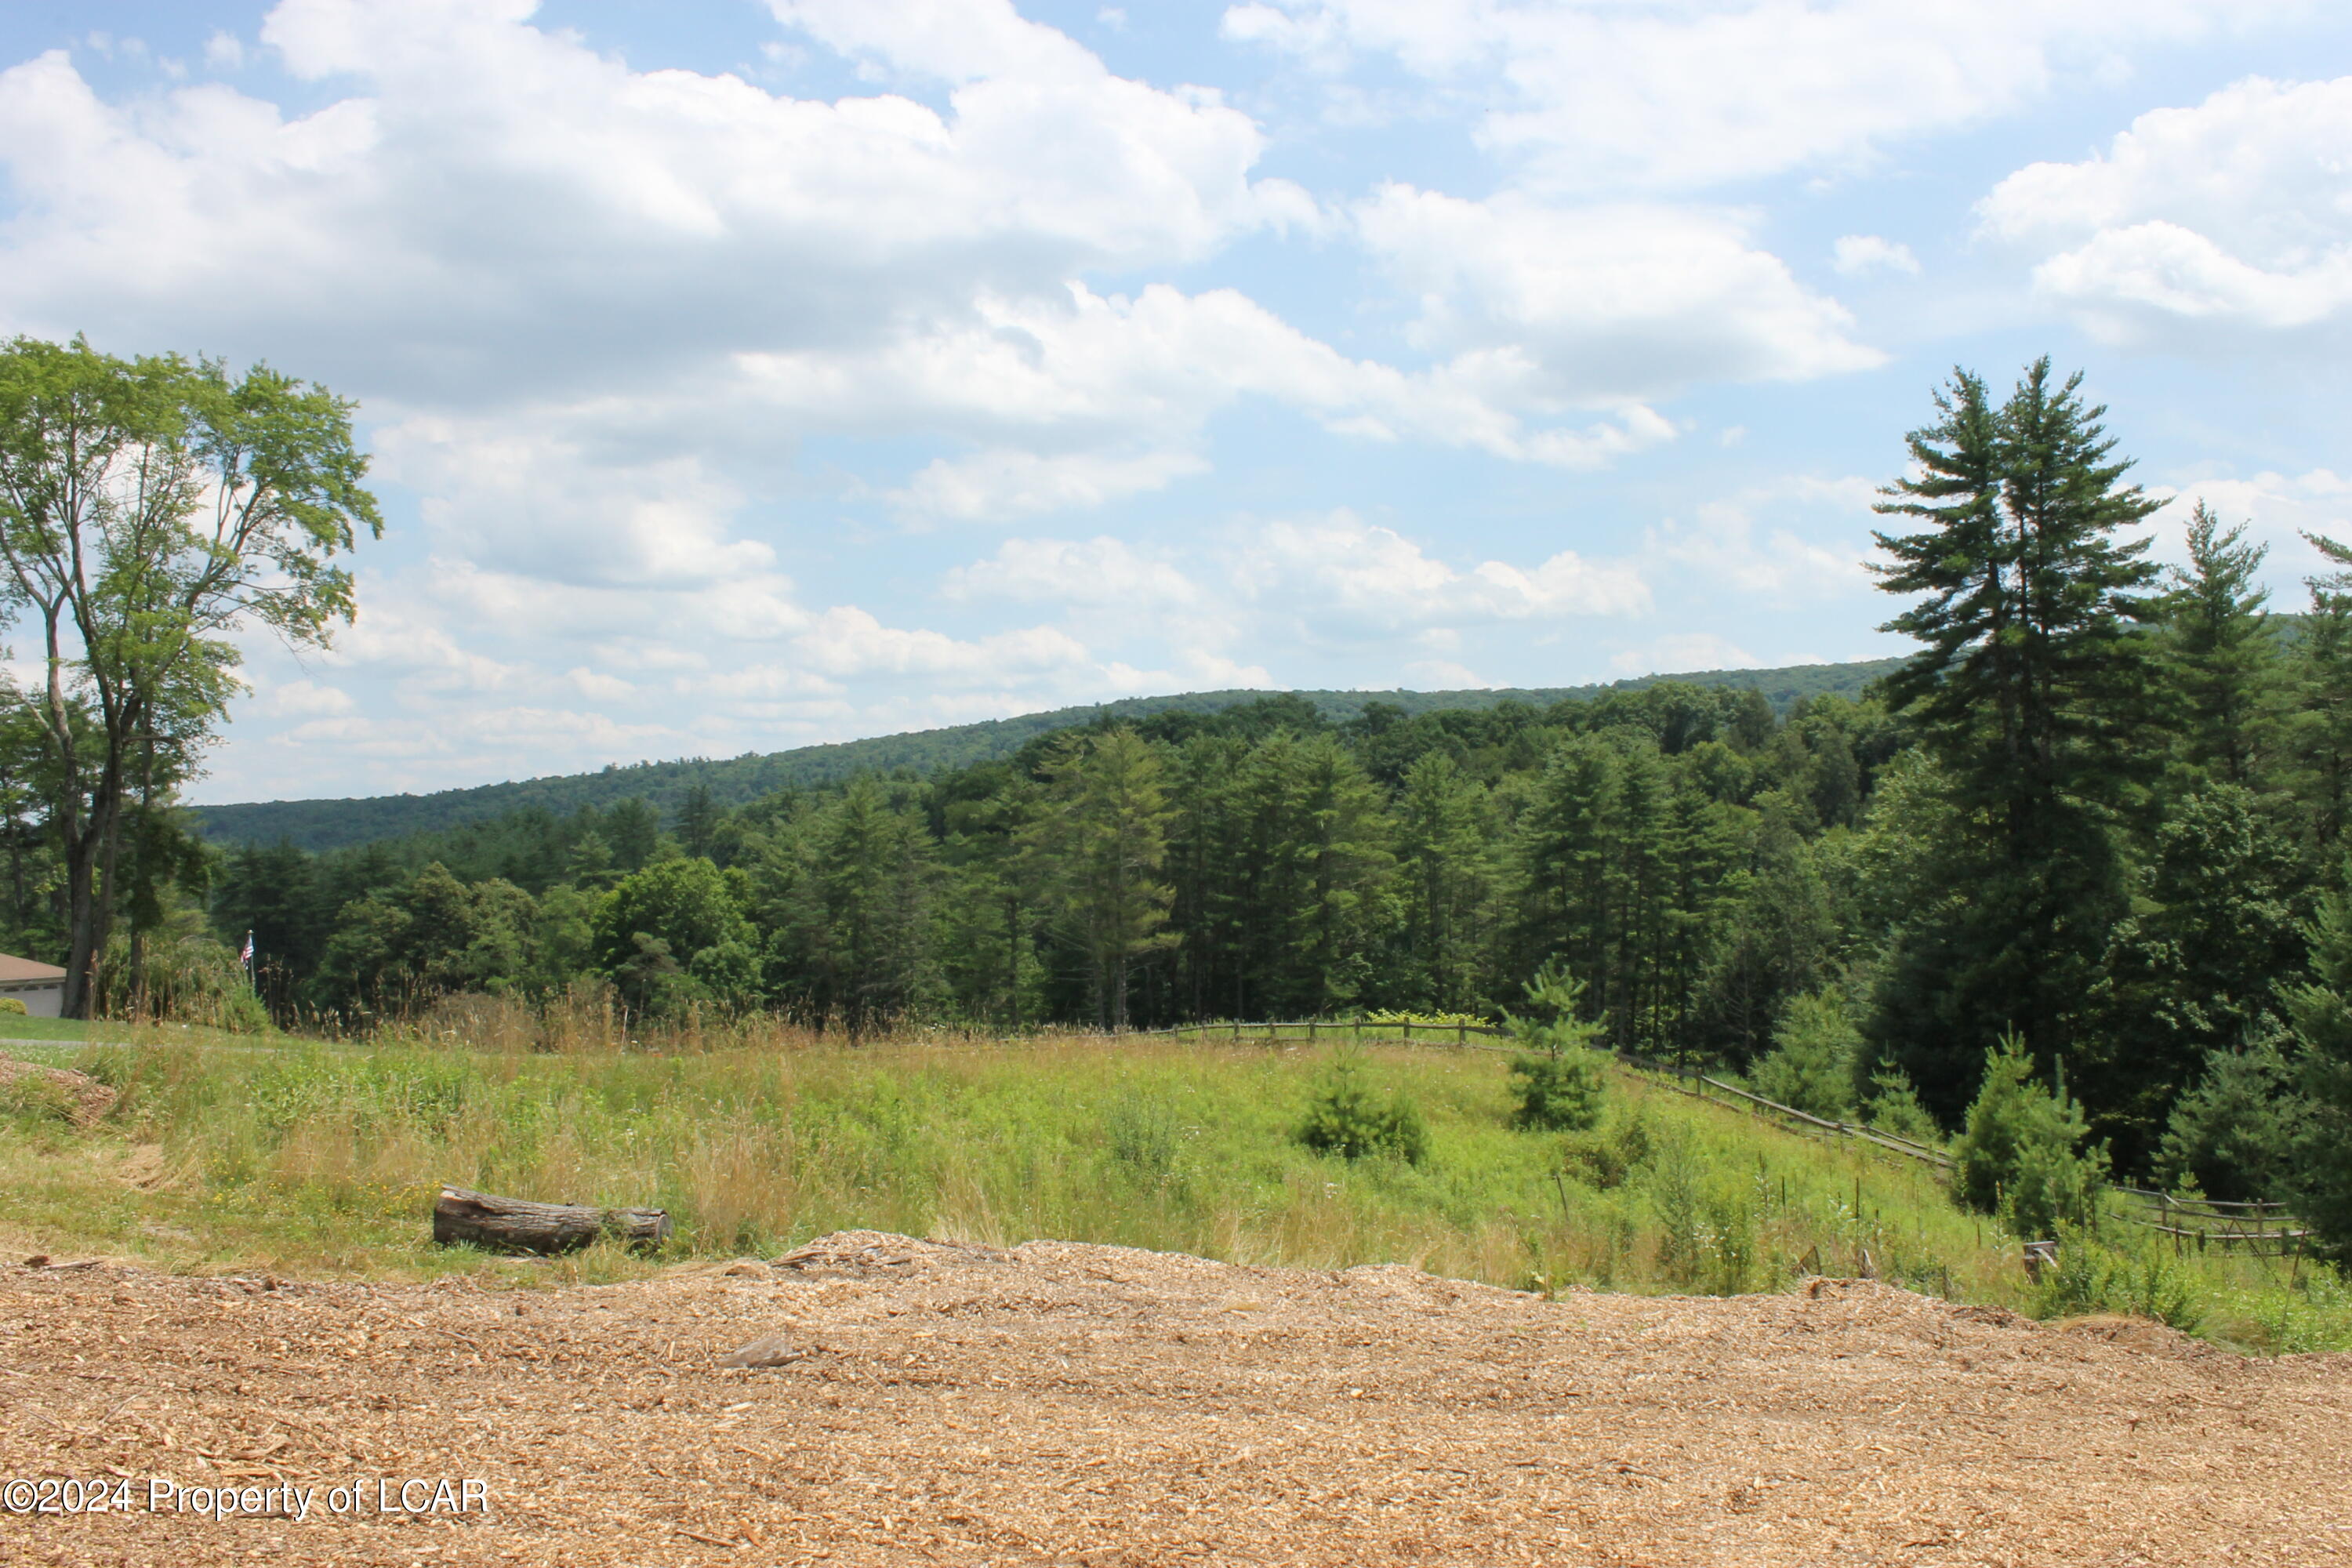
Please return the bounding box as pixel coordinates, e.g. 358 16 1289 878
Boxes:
2159 503 2276 792
1290 735 1392 1016
1163 734 1250 1019
1870 360 2161 1111
2092 786 2307 1171
1025 729 1176 1031
1951 1034 2104 1240
1511 732 1621 1030
677 784 721 862
1391 751 1496 1013
756 779 935 1036
2285 532 2352 854
2282 883 2352 1259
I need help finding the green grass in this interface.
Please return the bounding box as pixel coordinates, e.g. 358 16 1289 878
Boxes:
2 1030 2344 1352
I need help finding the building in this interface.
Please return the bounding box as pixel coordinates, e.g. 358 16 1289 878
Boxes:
0 954 67 1017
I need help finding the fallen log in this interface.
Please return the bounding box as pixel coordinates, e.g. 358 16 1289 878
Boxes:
432 1185 672 1255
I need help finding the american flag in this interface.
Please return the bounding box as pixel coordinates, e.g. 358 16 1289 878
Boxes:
239 931 255 966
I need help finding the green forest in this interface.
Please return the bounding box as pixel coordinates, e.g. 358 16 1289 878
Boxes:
187 657 1899 852
4 344 2351 1261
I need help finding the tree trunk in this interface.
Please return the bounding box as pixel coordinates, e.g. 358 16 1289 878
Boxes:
431 1185 671 1254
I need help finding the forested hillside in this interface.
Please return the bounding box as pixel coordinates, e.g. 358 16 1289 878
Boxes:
189 659 1901 851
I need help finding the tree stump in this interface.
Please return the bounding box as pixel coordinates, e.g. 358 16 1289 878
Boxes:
431 1185 671 1255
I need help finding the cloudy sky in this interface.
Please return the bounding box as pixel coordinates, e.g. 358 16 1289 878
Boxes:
4 1 2350 804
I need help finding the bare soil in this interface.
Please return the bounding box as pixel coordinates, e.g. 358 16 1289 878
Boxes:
2 1232 2347 1566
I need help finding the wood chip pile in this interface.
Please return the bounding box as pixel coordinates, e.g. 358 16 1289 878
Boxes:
0 1060 116 1126
3 1231 2348 1566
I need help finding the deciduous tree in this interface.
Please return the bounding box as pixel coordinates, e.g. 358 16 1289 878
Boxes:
0 337 379 1015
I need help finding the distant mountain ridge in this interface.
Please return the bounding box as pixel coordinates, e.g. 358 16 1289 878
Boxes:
191 655 1904 852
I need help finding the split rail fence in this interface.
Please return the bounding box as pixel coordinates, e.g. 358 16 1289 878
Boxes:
1134 1016 2310 1255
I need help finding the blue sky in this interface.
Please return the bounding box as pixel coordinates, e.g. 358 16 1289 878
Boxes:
2 1 2349 803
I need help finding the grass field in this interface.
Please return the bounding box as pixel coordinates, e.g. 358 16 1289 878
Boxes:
2 1029 2346 1354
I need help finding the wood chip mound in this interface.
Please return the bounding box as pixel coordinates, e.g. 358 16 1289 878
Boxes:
0 1056 116 1124
3 1232 2348 1566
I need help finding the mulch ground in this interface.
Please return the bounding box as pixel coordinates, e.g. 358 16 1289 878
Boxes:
2 1231 2348 1566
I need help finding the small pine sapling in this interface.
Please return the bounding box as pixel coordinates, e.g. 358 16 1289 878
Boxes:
1952 1033 2106 1239
1506 961 1609 1132
1296 1049 1428 1163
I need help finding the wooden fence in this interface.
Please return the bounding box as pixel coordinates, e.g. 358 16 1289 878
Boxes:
1135 1017 2310 1253
2109 1188 2310 1257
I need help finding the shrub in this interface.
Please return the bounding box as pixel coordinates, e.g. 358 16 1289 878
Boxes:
1296 1051 1428 1163
1505 962 1608 1131
1864 1068 1942 1145
1951 1033 2105 1239
1559 1112 1654 1189
2156 1032 2311 1203
0 996 24 1015
2031 1225 2203 1333
1750 989 1859 1120
1510 1051 1606 1132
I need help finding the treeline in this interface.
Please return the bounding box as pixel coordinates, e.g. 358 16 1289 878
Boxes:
200 682 1886 1042
190 661 1900 854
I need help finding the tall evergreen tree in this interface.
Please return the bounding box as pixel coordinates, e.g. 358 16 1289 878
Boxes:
1288 735 1392 1016
2091 786 2308 1171
1391 751 1496 1013
757 779 934 1036
2158 503 2276 793
2285 532 2352 855
1025 729 1175 1031
2282 883 2352 1260
1511 732 1621 1031
1869 360 2162 1111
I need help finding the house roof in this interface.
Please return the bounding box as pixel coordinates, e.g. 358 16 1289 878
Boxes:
0 953 67 982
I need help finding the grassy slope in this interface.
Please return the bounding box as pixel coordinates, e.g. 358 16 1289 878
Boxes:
2 1029 2341 1352
188 658 1903 851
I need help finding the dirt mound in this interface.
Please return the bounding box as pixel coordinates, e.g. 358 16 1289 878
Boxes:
3 1232 2348 1566
0 1055 116 1124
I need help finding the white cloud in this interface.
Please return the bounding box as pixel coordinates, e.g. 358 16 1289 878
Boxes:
1831 234 1920 276
1609 633 1762 678
565 667 636 703
1356 187 1882 399
0 0 1301 412
373 416 771 590
1236 510 1651 633
260 679 354 717
894 448 1212 521
1224 0 2263 192
1980 75 2352 343
945 536 1201 608
790 606 1094 683
1403 659 1486 688
1645 477 1878 603
738 280 1688 522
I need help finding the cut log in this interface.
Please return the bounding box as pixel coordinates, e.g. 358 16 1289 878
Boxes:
432 1185 672 1255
